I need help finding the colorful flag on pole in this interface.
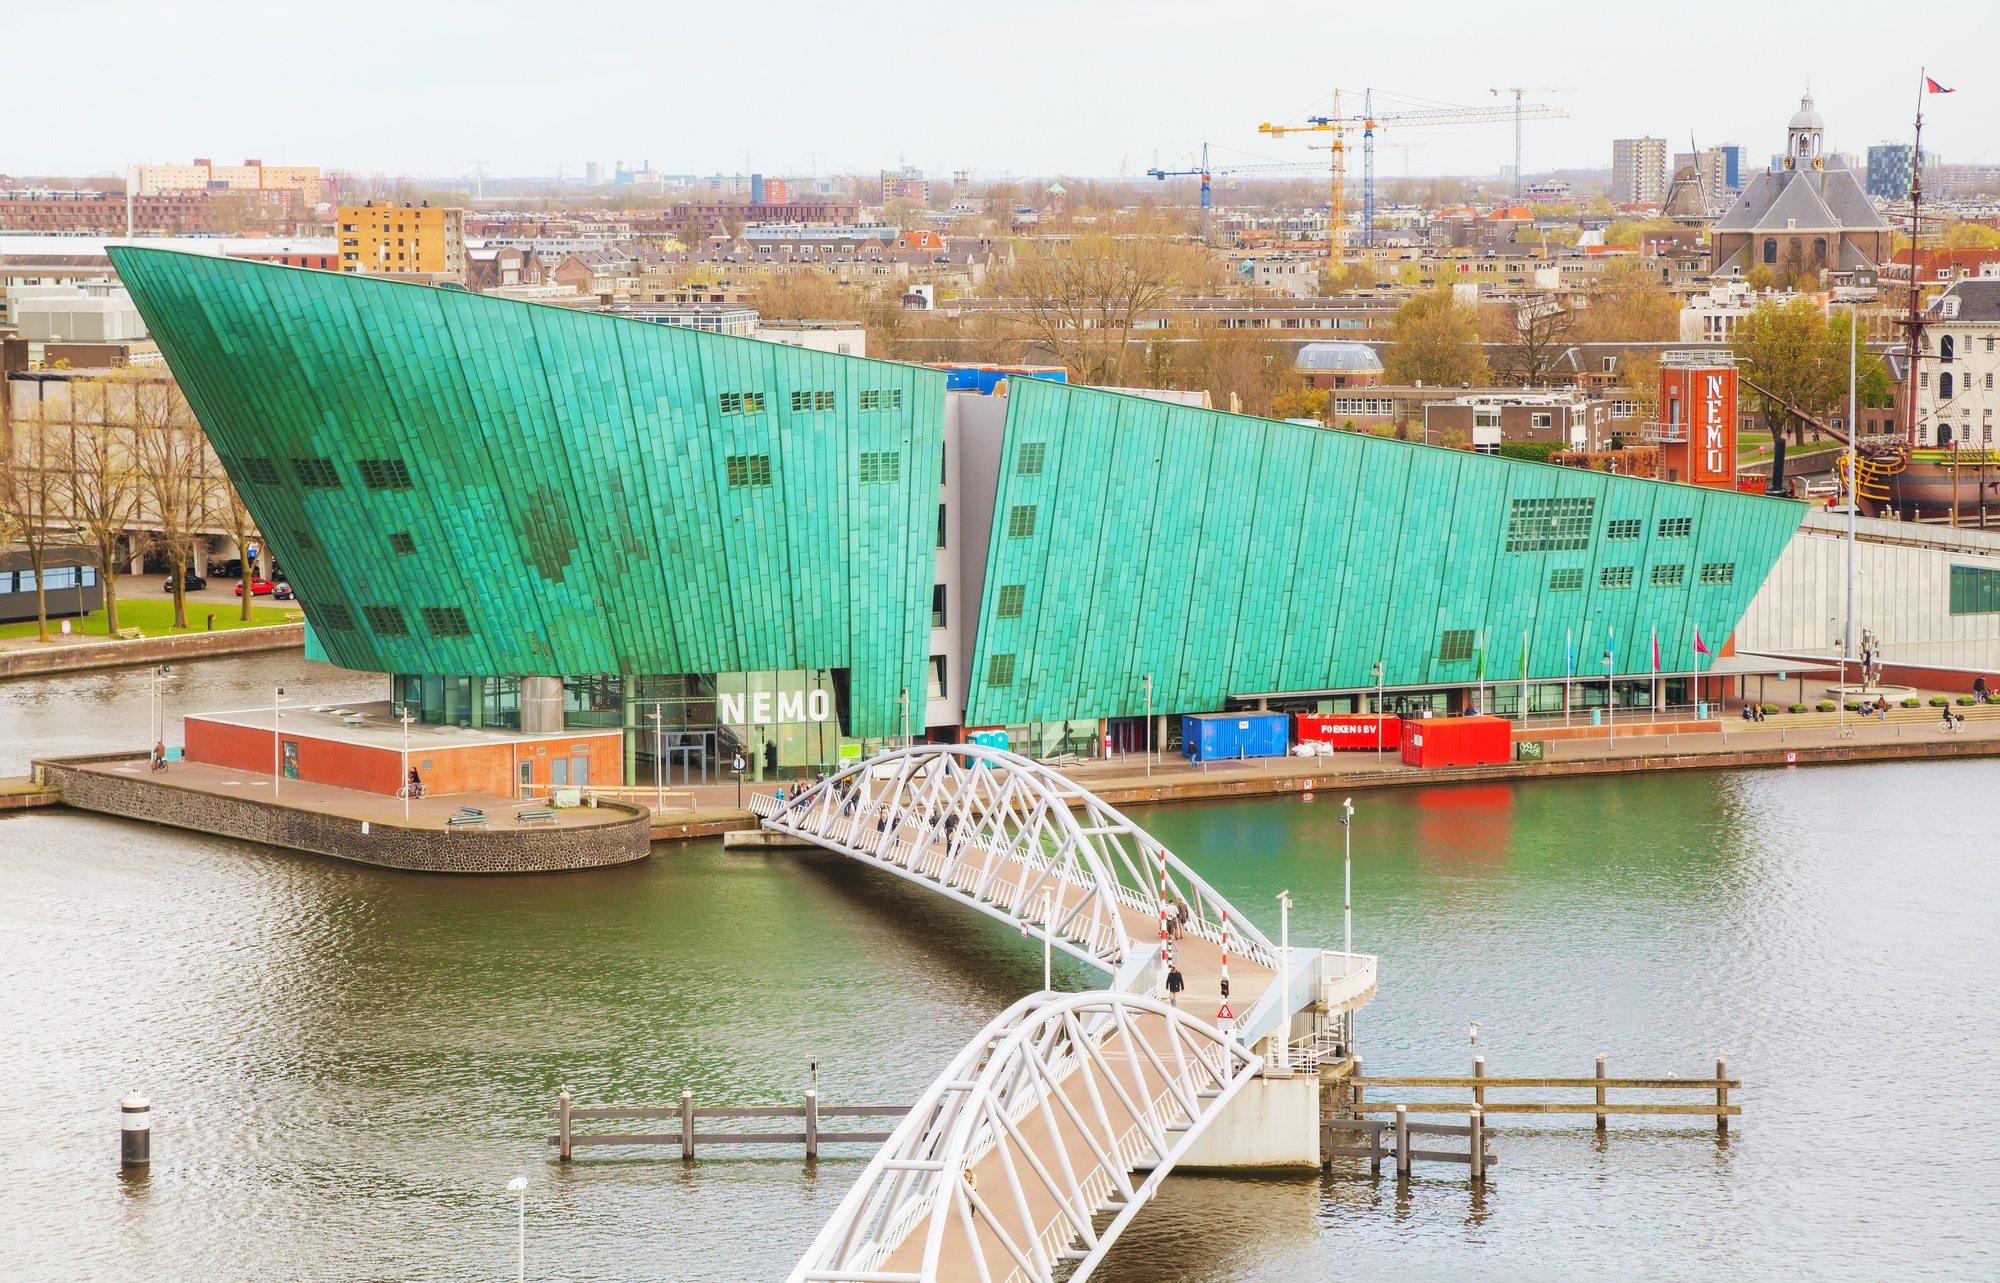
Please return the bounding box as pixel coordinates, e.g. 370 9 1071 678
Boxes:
1566 628 1574 677
1651 626 1660 674
1926 76 1955 94
1693 625 1713 657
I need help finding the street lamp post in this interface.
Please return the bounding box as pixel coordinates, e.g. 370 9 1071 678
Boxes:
733 752 746 810
1340 797 1354 956
400 709 414 822
506 1176 527 1283
1275 890 1292 1072
1604 649 1615 734
1371 661 1384 764
899 688 910 749
651 704 664 811
272 684 285 800
1142 673 1153 778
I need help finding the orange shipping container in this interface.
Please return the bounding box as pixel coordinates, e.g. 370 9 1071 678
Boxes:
1399 715 1512 768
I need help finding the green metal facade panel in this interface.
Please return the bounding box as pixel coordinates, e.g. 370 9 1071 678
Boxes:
110 248 941 738
963 378 1805 725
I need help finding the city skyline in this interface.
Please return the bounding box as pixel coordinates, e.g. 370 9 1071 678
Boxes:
6 0 1993 183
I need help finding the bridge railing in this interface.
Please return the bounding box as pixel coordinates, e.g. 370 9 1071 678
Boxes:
756 745 1281 973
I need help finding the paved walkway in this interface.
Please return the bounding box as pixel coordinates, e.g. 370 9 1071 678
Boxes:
74 757 629 833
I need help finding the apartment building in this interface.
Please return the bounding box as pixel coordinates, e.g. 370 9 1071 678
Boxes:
1612 138 1668 205
337 201 465 277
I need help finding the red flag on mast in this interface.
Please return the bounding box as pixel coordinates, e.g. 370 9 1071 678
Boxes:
1926 77 1955 94
1693 625 1713 657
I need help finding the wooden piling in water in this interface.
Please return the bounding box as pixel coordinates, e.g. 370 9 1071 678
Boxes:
1473 1055 1485 1109
558 1088 572 1162
1394 1106 1410 1178
1595 1055 1607 1131
1716 1056 1729 1135
1469 1108 1485 1182
805 1090 819 1159
680 1089 694 1159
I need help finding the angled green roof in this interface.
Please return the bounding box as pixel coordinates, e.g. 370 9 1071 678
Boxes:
964 378 1804 725
110 248 941 737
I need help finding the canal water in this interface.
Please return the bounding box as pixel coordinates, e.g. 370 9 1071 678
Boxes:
2 657 1996 1281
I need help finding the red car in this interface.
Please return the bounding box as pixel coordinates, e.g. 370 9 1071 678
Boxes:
235 578 276 597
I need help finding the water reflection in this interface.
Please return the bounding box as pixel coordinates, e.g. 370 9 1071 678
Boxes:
1 660 1996 1281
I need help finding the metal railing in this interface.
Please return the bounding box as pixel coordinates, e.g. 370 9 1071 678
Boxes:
547 1088 909 1161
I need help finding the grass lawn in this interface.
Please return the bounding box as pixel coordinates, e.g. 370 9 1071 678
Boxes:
0 596 301 643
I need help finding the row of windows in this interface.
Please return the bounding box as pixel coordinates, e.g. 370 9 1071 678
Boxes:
315 602 470 639
1333 398 1396 416
1509 503 1692 552
233 454 413 494
723 388 903 415
0 565 97 593
1555 562 1733 590
725 451 904 488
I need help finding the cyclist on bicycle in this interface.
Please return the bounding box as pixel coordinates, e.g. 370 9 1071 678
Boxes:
406 766 426 797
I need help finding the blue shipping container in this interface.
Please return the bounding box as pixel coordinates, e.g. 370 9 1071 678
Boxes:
1182 712 1289 761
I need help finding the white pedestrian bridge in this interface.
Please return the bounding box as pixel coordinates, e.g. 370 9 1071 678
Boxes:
747 744 1378 1283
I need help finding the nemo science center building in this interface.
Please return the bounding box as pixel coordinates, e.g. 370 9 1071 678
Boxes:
113 247 1803 784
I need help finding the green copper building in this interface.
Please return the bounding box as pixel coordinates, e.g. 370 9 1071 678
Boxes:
112 247 1803 780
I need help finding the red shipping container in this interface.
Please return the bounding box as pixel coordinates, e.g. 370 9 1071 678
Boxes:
1294 713 1402 751
1400 715 1512 768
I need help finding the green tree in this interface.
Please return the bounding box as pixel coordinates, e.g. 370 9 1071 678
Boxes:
1943 221 2000 249
1732 299 1887 444
1383 289 1488 387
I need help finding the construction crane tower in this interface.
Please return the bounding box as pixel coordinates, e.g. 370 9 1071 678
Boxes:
1490 86 1575 199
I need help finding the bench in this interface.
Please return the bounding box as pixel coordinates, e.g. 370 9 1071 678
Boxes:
115 628 145 640
455 806 488 819
445 813 488 828
516 809 558 827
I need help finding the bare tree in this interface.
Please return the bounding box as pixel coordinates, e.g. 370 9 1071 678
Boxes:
997 224 1210 385
215 475 259 622
130 378 216 630
54 372 146 635
0 409 66 642
1489 296 1574 387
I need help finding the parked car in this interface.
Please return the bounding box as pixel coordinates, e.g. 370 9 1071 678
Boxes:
271 582 295 600
235 578 276 597
163 572 206 593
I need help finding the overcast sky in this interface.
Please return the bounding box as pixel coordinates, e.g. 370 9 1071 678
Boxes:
7 0 1994 184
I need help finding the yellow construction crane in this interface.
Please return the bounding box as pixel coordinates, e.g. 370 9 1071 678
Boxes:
1259 90 1347 259
1263 89 1570 249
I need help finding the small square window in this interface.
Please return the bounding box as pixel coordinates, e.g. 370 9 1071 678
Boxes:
1657 516 1692 540
313 602 356 632
1606 518 1643 540
291 456 340 489
1437 629 1475 663
931 584 946 629
1016 442 1046 475
727 454 773 488
1650 563 1686 587
859 451 901 484
420 605 472 637
995 584 1026 617
986 653 1016 687
388 531 417 556
1600 565 1635 589
1007 505 1037 539
362 605 408 635
1548 567 1584 591
1699 562 1735 585
239 456 281 486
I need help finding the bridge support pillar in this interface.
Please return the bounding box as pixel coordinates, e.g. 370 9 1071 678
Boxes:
1175 1074 1320 1171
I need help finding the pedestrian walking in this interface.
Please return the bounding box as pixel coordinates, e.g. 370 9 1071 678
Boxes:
764 740 778 777
1165 962 1186 1007
1175 897 1191 935
943 810 959 852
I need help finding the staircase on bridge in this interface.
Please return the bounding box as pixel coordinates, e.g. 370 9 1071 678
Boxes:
752 745 1377 1283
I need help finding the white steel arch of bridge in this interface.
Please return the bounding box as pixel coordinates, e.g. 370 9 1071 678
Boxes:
786 989 1263 1283
748 744 1282 988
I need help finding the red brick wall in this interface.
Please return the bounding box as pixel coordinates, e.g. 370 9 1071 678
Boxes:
183 718 624 798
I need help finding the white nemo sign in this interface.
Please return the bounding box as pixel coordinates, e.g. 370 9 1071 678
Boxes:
718 689 833 725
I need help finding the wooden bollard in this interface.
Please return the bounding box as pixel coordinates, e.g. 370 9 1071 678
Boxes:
1350 1056 1363 1115
1595 1055 1607 1131
1473 1055 1485 1109
805 1090 819 1159
1716 1056 1729 1135
558 1088 573 1162
680 1089 695 1160
1469 1107 1485 1182
1394 1105 1410 1178
120 1095 150 1168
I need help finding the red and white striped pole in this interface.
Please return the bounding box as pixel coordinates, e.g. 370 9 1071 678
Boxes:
1158 848 1171 963
1218 909 1233 1038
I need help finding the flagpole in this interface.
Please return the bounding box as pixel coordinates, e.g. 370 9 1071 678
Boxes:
1565 626 1573 726
1651 625 1659 723
1521 630 1529 729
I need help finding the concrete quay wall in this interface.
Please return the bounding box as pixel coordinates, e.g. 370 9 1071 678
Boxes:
36 758 652 874
0 624 304 681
